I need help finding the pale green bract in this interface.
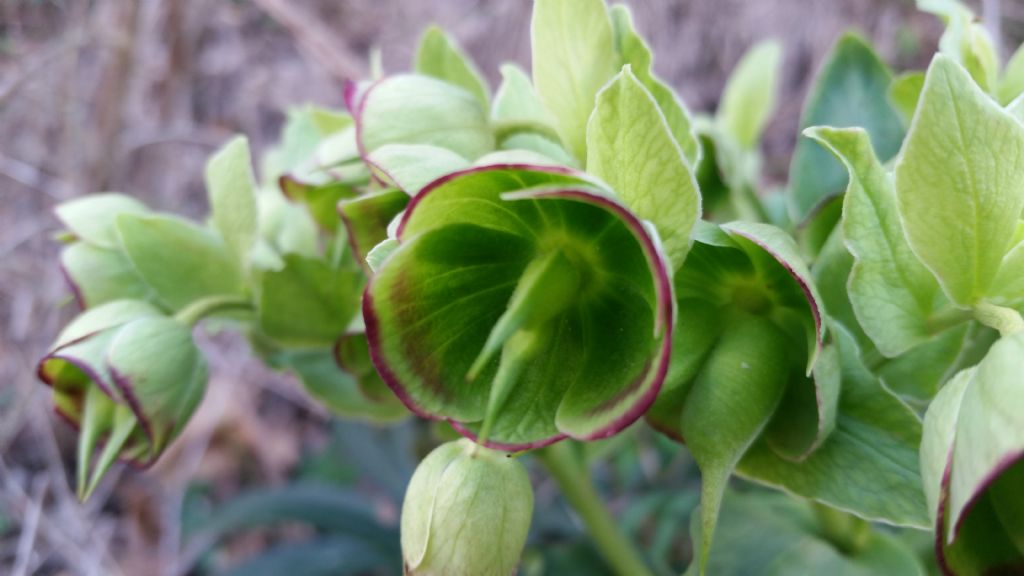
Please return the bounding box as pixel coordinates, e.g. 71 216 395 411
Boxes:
414 26 490 112
586 66 701 271
895 55 1024 308
205 136 259 270
609 4 701 165
532 0 618 162
807 126 948 356
717 41 782 150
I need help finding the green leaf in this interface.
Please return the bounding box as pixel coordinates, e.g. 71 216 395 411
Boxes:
717 41 783 150
55 193 149 249
999 44 1024 105
789 33 905 223
894 55 1024 307
532 0 618 162
116 214 244 311
587 66 701 270
45 299 164 352
609 4 700 165
990 235 1024 306
257 254 363 346
359 74 494 161
738 325 929 528
366 144 469 196
187 484 399 557
492 64 553 126
60 243 155 308
807 126 952 356
220 538 395 576
414 26 490 111
206 136 259 268
681 316 792 573
889 72 925 127
687 491 926 576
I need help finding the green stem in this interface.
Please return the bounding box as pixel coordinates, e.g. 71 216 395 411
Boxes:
174 295 253 327
536 443 653 576
973 301 1024 337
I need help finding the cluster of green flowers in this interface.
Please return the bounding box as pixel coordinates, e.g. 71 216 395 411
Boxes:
39 0 1024 573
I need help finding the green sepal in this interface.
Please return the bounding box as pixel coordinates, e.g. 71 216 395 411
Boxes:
681 315 792 574
807 126 956 357
738 325 929 529
205 136 259 270
414 26 490 111
115 213 245 312
587 65 701 271
609 3 701 165
531 0 617 162
358 74 494 161
256 254 364 347
54 193 149 249
365 144 469 196
60 242 155 308
894 55 1024 307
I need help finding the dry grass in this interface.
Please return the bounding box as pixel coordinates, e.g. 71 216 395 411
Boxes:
0 0 1013 573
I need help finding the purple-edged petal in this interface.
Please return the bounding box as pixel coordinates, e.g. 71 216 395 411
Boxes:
365 164 672 448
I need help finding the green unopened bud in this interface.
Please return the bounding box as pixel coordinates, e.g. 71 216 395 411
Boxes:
37 300 207 499
401 439 533 576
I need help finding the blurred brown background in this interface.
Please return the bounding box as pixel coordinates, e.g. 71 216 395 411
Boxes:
0 0 1018 574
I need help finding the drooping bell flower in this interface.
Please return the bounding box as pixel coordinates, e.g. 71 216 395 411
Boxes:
37 299 208 499
401 439 533 576
364 163 674 450
645 220 835 572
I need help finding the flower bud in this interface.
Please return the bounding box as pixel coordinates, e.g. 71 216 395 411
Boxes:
401 439 533 576
37 300 208 498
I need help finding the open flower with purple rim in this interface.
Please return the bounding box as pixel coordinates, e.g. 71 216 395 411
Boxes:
37 299 207 499
362 163 673 450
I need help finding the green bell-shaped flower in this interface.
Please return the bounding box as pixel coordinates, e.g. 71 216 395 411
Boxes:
401 439 533 576
363 164 674 450
37 300 208 499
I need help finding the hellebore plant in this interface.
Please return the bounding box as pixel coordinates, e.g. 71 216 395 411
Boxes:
38 0 1024 573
